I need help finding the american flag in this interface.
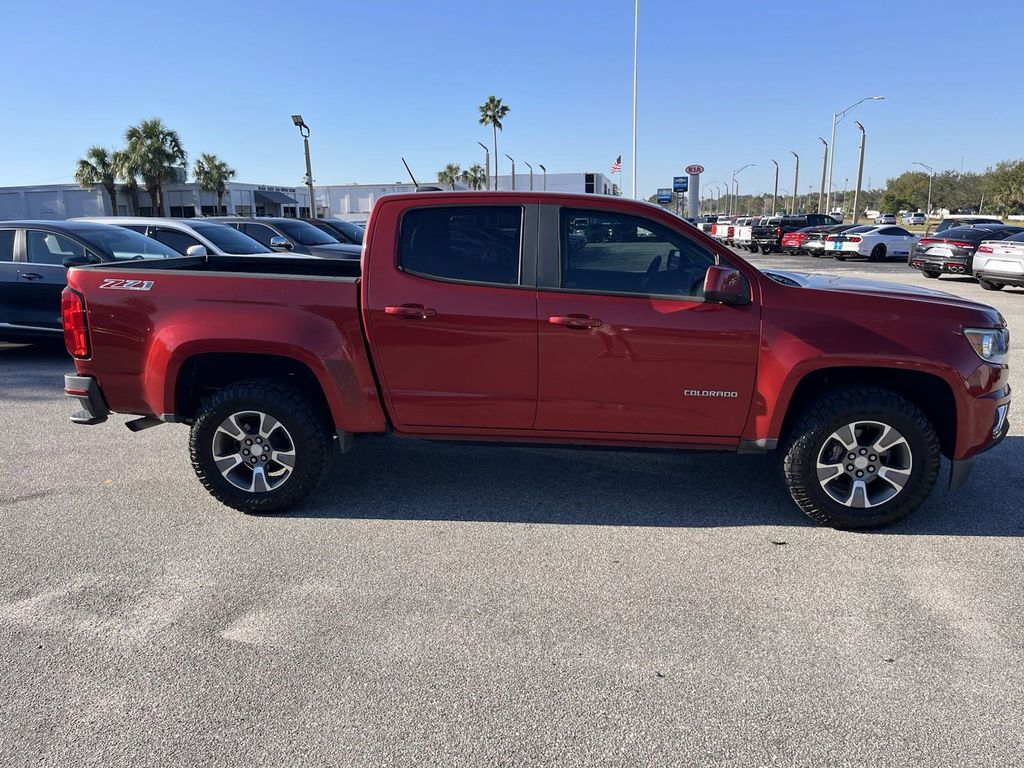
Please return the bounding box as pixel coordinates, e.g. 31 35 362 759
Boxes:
611 155 621 173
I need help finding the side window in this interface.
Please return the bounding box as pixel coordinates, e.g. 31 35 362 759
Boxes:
399 206 522 285
150 227 202 254
560 209 717 299
241 223 275 247
120 225 147 234
26 230 85 265
0 229 14 261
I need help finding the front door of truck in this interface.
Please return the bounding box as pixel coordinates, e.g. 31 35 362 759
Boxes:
535 206 760 437
364 203 539 430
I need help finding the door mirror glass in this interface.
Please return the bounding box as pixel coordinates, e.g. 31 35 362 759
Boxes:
703 265 749 305
269 236 293 251
185 244 208 257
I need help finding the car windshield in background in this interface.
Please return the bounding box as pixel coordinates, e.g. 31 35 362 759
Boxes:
275 220 339 246
192 223 271 254
79 227 180 260
937 226 1003 241
935 218 1002 233
328 220 365 244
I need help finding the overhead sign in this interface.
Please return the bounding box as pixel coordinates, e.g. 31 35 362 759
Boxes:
685 164 705 175
656 188 673 203
673 176 688 192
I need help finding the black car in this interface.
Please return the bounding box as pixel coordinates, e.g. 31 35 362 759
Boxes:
909 224 1024 279
0 220 179 343
803 224 858 257
303 217 364 245
209 217 361 259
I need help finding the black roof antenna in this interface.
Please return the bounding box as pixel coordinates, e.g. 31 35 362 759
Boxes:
401 157 419 187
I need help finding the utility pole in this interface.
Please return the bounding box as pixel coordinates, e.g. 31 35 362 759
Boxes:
852 121 866 225
790 151 799 214
524 161 533 191
826 96 884 213
538 164 547 191
770 159 779 216
817 137 828 213
291 115 317 218
477 141 490 190
914 161 934 221
505 154 516 191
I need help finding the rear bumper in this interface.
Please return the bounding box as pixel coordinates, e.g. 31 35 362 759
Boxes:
64 374 110 425
974 268 1024 287
909 255 972 275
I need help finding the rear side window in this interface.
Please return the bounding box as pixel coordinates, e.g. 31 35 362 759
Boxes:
240 223 277 248
0 229 14 261
399 206 522 285
26 230 86 264
150 227 202 254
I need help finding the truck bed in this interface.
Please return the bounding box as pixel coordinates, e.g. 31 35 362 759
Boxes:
88 253 363 279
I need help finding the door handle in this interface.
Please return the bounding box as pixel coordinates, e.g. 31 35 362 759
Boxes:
20 273 44 281
548 314 602 329
385 304 437 320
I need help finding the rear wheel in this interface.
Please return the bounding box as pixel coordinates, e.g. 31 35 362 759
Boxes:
922 270 941 279
782 387 940 529
978 278 1004 291
868 244 886 262
189 378 334 513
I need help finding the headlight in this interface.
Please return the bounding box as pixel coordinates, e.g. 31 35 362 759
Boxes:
963 327 1010 365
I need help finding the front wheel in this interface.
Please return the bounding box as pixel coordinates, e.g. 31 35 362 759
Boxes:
978 278 1004 291
189 378 334 513
781 387 940 529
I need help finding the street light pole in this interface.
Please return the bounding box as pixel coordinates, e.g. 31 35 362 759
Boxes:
291 115 317 218
524 161 534 191
730 164 754 217
826 95 884 214
817 137 828 214
538 164 547 191
770 159 779 216
852 121 866 225
477 141 490 190
914 161 934 221
790 151 799 214
505 154 516 191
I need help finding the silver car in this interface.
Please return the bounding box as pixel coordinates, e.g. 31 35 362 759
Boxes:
78 217 272 256
973 231 1024 291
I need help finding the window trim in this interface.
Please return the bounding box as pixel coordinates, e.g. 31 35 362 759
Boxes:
395 203 535 290
547 206 722 304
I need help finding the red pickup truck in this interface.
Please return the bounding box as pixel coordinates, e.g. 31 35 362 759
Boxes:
62 192 1010 528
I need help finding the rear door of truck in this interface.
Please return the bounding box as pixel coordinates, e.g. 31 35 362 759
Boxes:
363 199 539 430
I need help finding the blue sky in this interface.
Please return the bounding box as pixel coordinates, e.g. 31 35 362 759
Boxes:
0 0 1019 199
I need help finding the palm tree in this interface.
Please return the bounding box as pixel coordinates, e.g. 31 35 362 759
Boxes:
437 163 462 190
112 149 142 215
193 153 236 214
461 163 487 191
478 96 510 189
74 146 119 215
123 118 187 216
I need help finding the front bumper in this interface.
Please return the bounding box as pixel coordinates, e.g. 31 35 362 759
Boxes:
64 374 109 425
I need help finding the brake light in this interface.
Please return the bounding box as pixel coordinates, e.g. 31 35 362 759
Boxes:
61 287 91 359
727 226 734 237
976 245 994 254
918 238 937 246
775 227 783 237
711 225 718 234
848 236 862 243
945 240 975 249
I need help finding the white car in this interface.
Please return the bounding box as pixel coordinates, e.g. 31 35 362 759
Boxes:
874 213 897 225
902 212 926 225
77 216 273 256
973 231 1024 291
825 224 920 262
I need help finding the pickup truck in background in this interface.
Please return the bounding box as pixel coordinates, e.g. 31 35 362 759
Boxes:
752 213 839 254
711 215 736 245
62 192 1010 529
732 217 761 252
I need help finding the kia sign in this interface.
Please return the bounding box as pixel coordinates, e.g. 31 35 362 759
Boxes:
685 164 704 175
673 176 688 193
656 188 673 204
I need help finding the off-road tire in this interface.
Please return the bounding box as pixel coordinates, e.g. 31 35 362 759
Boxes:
781 387 940 529
189 378 333 514
978 278 1004 291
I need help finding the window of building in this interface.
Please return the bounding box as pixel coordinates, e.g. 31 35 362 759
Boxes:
298 207 310 218
399 206 522 285
234 205 252 217
139 206 154 216
0 229 15 261
26 230 86 265
282 206 297 218
169 206 196 218
201 205 227 216
150 227 202 254
559 209 716 299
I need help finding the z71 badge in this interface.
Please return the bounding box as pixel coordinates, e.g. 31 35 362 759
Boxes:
99 278 154 291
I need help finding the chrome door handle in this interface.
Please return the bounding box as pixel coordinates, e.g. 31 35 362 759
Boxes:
20 273 44 280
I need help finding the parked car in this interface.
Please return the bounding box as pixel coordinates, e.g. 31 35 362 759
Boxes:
908 224 1024 279
63 191 1009 530
303 217 365 245
802 224 859 257
208 217 362 259
973 231 1024 291
752 213 838 254
874 213 897 225
932 215 1004 235
826 225 919 261
80 217 272 256
732 217 761 251
0 220 178 342
902 212 927 225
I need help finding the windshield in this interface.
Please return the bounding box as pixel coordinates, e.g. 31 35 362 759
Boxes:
192 223 271 254
325 220 364 244
79 227 180 260
845 225 873 234
275 220 339 246
936 218 1001 233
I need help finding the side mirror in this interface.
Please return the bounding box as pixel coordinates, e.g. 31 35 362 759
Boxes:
269 236 293 251
703 265 749 305
185 244 208 257
63 253 96 268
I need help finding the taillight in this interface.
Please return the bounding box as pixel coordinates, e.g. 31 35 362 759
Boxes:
61 287 91 359
711 225 718 234
727 226 734 236
976 245 994 254
775 227 783 237
946 240 975 249
848 236 862 243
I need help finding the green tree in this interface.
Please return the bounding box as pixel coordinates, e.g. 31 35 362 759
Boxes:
74 146 119 215
436 163 462 190
193 153 236 214
123 118 187 216
461 163 487 190
985 160 1024 215
112 150 142 215
478 96 510 189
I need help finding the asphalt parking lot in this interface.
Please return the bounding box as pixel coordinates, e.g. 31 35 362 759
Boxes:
1 254 1022 766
